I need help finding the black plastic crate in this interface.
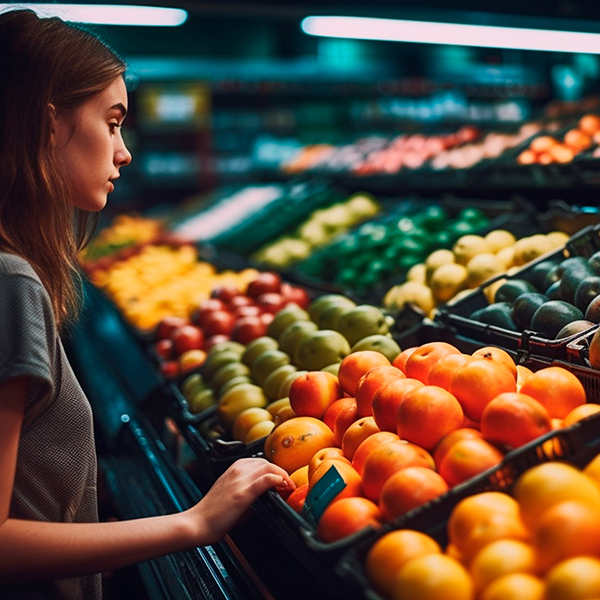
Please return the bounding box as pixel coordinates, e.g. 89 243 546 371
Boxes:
435 223 600 360
336 413 600 600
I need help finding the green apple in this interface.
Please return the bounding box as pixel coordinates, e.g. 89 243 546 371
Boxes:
298 219 330 247
201 350 243 380
188 387 217 414
209 361 252 394
241 336 279 367
217 383 269 431
206 340 245 358
317 302 354 330
218 375 255 399
263 364 298 401
278 320 318 357
307 294 356 323
321 363 341 377
266 304 310 341
336 304 390 347
294 329 351 371
251 349 291 386
180 372 208 401
350 334 401 363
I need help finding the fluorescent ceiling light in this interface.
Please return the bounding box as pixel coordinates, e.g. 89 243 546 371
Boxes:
0 4 187 26
301 16 600 54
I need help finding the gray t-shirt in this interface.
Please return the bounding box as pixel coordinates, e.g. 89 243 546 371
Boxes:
0 252 101 600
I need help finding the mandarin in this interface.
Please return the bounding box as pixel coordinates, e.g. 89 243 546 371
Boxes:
332 398 359 446
404 341 462 384
317 497 382 543
288 370 342 419
379 466 449 522
396 385 464 452
308 458 362 503
371 377 424 432
471 346 517 380
351 431 400 476
432 427 483 469
341 416 380 460
338 350 391 397
392 346 418 374
427 353 472 391
449 359 517 422
545 556 600 600
263 416 336 474
518 366 586 419
285 483 308 513
355 365 406 418
366 529 441 598
479 573 545 600
479 392 552 451
323 396 356 432
562 402 600 428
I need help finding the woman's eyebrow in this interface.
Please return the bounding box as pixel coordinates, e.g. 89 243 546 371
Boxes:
110 102 127 117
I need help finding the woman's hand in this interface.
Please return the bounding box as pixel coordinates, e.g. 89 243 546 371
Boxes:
187 458 295 546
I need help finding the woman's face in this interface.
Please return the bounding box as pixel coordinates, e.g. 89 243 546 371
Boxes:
53 76 132 212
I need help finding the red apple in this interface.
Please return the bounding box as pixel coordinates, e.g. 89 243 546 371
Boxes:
154 338 174 361
191 298 228 325
228 295 255 310
281 283 311 309
200 309 236 337
155 315 190 341
256 292 287 314
231 315 268 345
211 285 241 303
232 304 262 318
171 325 205 356
159 360 180 380
246 272 282 298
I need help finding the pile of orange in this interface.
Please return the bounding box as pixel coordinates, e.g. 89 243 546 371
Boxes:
365 456 600 600
262 342 598 545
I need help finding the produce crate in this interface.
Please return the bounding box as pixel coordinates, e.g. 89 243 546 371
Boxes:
434 222 600 360
336 412 600 600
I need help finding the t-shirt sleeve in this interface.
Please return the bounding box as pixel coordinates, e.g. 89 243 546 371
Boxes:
0 273 55 424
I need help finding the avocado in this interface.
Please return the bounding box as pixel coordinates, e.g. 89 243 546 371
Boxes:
529 300 584 339
494 279 538 303
525 259 562 293
470 302 519 331
559 256 595 304
574 276 600 314
588 250 600 275
555 319 595 339
511 292 549 330
585 295 600 324
545 281 563 301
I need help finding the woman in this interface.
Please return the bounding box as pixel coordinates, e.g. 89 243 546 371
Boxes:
0 9 293 600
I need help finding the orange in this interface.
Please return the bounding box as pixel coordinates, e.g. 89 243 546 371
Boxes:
531 500 600 572
337 350 391 397
564 128 592 152
366 529 441 598
355 365 406 418
583 453 600 490
479 573 545 600
396 385 464 452
438 436 504 488
332 397 359 446
289 465 309 487
317 497 382 543
479 392 552 451
341 416 380 460
392 346 418 374
471 346 517 380
449 359 517 422
427 353 472 391
530 135 557 153
447 491 526 563
323 396 356 432
391 553 473 600
518 366 586 419
432 428 483 469
307 447 345 481
579 113 600 136
545 556 600 600
288 370 342 419
404 341 462 384
517 149 537 165
263 416 336 474
469 539 537 593
516 365 534 391
285 483 308 513
371 377 424 432
361 440 435 502
513 462 600 530
352 431 399 476
379 466 449 522
562 402 600 428
308 457 362 503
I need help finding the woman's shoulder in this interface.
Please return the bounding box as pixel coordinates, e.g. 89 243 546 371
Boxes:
0 251 42 282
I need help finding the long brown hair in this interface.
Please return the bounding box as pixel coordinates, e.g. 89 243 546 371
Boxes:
0 9 126 328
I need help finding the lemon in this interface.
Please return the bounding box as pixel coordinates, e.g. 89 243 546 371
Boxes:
512 234 554 266
430 263 468 304
484 229 516 253
495 245 515 269
406 263 427 284
425 249 455 284
466 253 505 289
453 235 491 265
546 230 570 249
383 281 434 315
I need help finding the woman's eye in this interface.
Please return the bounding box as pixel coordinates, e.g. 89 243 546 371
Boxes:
109 122 122 132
